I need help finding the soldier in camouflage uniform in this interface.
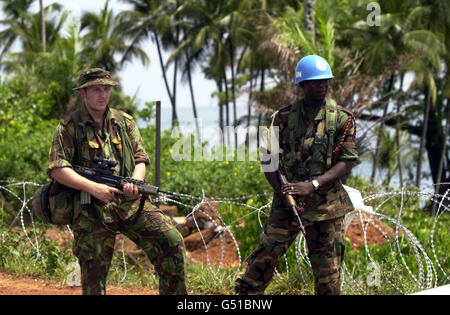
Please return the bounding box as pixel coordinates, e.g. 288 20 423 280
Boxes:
48 68 187 295
235 55 358 295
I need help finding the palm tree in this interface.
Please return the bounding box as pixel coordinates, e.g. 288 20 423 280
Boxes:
168 0 234 144
0 1 66 59
163 1 222 139
179 0 256 148
346 0 445 186
80 0 149 73
4 19 85 117
0 0 33 59
119 0 183 128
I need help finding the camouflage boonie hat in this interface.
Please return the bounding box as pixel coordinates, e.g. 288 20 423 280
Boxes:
74 68 119 90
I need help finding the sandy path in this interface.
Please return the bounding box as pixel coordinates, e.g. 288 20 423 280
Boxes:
0 272 158 295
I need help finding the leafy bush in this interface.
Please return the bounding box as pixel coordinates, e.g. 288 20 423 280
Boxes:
140 126 271 212
0 225 71 279
0 78 58 182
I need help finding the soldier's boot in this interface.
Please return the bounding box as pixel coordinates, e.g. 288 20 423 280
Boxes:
234 278 264 295
79 257 112 295
315 275 341 295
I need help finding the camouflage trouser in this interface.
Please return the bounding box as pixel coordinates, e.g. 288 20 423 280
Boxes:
72 203 187 295
235 202 346 295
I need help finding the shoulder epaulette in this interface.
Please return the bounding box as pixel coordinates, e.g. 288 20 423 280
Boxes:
274 104 292 124
338 105 355 118
60 109 82 127
278 104 292 113
110 108 134 124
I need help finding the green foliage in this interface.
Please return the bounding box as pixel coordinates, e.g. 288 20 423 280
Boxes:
0 78 57 183
140 126 271 213
186 264 236 294
0 225 71 279
135 101 156 125
266 267 314 295
107 255 159 289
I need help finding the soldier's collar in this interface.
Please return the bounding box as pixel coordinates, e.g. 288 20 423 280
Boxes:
79 104 94 124
300 99 325 121
80 104 115 125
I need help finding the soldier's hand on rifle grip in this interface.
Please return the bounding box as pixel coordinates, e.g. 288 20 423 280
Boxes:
90 183 122 203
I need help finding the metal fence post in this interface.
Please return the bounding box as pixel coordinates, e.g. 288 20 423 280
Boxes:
155 101 161 208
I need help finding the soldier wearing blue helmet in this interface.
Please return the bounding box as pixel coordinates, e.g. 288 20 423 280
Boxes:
235 55 358 295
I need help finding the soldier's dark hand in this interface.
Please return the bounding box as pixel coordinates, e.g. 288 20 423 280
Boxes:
90 183 123 203
282 181 314 196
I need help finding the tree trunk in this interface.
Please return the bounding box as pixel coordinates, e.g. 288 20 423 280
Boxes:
172 56 179 128
425 95 447 184
432 98 449 215
416 85 431 188
228 36 238 150
246 54 254 146
39 0 46 52
370 75 394 183
436 98 450 185
303 0 316 42
358 97 449 192
396 73 404 187
172 55 179 127
171 0 181 128
223 69 231 147
153 31 178 127
218 78 224 144
186 57 200 140
257 68 265 148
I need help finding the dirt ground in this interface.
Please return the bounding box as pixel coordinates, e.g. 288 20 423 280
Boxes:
0 271 158 295
345 215 398 250
0 214 395 295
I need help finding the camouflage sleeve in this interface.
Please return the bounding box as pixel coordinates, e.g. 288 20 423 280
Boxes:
125 116 150 166
47 122 75 176
335 110 358 162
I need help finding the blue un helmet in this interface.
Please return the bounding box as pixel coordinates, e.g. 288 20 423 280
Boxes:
294 55 334 84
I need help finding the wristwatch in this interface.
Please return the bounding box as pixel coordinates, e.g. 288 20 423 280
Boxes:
311 179 320 190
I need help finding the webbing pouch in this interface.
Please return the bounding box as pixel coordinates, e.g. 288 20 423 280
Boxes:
325 99 337 170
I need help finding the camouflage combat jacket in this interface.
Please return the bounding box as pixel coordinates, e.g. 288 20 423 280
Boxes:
47 104 150 224
268 98 358 223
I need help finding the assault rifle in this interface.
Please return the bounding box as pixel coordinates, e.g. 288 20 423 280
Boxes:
277 167 306 234
73 157 174 200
